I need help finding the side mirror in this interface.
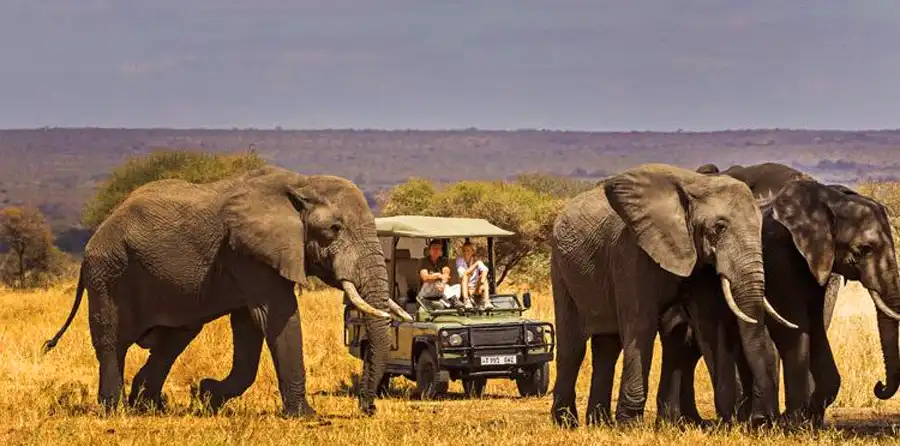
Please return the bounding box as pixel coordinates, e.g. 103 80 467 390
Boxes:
522 291 532 310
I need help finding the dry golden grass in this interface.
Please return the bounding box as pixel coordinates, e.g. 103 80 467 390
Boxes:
2 280 900 445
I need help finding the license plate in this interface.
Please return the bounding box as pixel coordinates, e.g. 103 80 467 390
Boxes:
480 355 517 365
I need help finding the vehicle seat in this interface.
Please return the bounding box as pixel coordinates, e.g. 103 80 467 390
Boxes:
394 249 421 308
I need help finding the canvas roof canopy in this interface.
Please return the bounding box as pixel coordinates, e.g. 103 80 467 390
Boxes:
375 215 514 238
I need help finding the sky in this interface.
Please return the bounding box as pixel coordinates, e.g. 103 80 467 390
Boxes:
2 0 899 131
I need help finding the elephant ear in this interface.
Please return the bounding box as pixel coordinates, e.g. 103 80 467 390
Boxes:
222 182 321 288
771 180 835 286
604 164 697 277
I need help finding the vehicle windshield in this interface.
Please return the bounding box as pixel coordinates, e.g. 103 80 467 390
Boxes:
418 293 522 314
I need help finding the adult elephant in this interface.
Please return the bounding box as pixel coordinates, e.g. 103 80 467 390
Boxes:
41 166 412 417
549 163 793 428
658 165 900 428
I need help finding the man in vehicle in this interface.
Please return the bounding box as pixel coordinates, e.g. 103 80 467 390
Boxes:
456 239 493 310
418 238 463 308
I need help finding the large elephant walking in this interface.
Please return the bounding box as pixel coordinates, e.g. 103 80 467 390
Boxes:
41 166 412 417
658 163 900 428
549 163 793 428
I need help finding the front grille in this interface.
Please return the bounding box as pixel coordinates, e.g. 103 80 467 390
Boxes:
470 326 521 346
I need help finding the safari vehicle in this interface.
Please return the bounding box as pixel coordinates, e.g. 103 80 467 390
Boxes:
343 215 555 399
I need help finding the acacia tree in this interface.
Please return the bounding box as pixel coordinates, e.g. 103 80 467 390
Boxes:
82 149 267 229
380 178 561 286
0 206 56 287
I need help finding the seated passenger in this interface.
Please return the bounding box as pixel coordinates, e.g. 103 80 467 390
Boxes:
417 239 463 308
456 240 492 310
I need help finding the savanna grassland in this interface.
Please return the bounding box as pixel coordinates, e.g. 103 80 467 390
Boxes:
2 280 900 445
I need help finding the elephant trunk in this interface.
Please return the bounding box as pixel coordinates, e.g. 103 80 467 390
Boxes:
718 251 767 324
346 237 395 414
872 260 900 399
874 312 900 399
719 247 796 328
719 251 781 419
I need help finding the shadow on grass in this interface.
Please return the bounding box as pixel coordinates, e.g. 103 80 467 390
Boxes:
825 409 900 438
313 372 546 402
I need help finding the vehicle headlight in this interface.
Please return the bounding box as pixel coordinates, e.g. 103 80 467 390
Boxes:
448 333 463 346
525 330 535 343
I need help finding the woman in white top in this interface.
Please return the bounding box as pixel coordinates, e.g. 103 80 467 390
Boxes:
456 240 492 310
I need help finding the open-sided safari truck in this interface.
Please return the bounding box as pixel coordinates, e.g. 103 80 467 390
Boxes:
343 215 555 399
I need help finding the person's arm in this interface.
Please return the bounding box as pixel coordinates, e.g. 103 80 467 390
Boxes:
420 266 441 282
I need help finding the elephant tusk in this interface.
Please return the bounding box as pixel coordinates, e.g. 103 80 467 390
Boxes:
386 298 414 322
720 276 759 325
341 280 391 320
763 296 799 329
868 289 900 321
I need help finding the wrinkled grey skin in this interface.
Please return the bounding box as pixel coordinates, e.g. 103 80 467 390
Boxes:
41 166 401 417
659 163 900 428
550 163 782 428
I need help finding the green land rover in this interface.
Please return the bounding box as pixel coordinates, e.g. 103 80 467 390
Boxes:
343 215 555 399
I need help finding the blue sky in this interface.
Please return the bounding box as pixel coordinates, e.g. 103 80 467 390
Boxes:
2 1 899 130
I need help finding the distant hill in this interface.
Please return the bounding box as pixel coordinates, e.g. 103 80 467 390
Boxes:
1 127 898 252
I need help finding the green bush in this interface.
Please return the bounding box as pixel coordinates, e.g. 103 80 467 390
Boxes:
514 172 596 199
82 149 266 229
380 178 562 287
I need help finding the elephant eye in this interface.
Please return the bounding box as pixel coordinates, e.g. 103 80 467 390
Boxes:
857 244 873 256
713 218 729 235
330 222 343 233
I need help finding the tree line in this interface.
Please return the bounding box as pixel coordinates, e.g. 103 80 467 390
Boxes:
3 148 897 291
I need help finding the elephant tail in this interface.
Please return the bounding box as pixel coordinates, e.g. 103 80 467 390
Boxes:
41 264 85 354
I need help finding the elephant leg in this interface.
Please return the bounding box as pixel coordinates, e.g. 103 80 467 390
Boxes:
253 297 316 418
198 307 264 413
614 323 656 425
550 273 586 428
808 308 840 428
777 328 812 423
657 320 703 426
678 346 704 425
88 284 126 413
128 326 201 412
735 320 781 425
709 320 744 423
586 334 621 426
733 340 755 423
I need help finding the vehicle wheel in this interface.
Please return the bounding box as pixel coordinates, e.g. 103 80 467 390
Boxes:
415 349 448 399
376 374 392 398
462 378 487 398
516 362 550 397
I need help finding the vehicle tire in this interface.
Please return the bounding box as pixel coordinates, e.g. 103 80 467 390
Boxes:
516 362 550 397
415 349 448 399
462 377 487 398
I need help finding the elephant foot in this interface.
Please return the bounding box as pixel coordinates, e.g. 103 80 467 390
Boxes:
97 393 122 417
615 405 645 428
746 411 779 431
194 378 228 414
282 398 318 419
655 411 711 430
359 396 377 416
127 391 169 414
586 405 613 427
551 402 579 429
777 406 825 431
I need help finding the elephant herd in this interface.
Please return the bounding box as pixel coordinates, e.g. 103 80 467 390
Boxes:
550 162 900 430
37 162 900 433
